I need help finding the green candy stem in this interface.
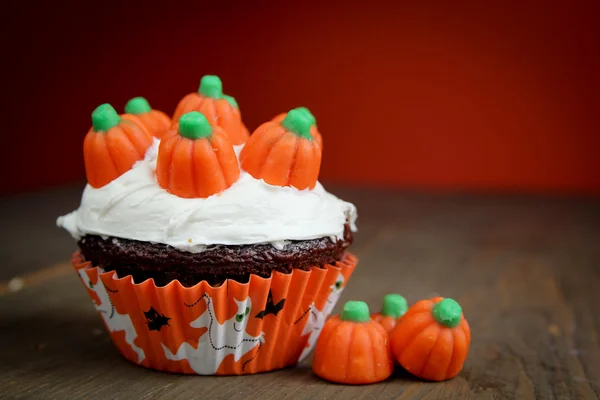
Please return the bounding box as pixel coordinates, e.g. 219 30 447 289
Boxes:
294 107 316 126
199 75 223 99
125 97 152 115
281 109 313 140
92 104 120 132
223 94 238 109
340 301 370 322
381 294 408 318
178 111 213 139
432 298 463 328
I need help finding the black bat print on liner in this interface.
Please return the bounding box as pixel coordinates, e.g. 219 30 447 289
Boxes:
255 290 285 319
144 306 171 331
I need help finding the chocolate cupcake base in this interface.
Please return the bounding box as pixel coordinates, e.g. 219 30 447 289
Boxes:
78 224 353 286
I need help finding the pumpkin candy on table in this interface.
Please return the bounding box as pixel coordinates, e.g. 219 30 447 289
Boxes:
272 107 322 148
240 109 322 190
121 97 171 139
84 103 153 188
172 75 249 145
391 297 471 381
312 301 394 385
157 111 240 198
371 294 409 334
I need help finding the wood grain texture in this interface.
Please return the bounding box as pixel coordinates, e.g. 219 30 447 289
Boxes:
1 187 599 399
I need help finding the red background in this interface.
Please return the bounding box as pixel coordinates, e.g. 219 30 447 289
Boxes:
2 1 599 196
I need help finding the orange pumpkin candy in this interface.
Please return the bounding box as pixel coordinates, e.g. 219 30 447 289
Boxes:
121 97 171 139
240 109 322 190
312 301 394 385
172 75 249 145
273 107 322 148
391 297 471 381
371 294 408 334
157 111 240 198
83 104 153 188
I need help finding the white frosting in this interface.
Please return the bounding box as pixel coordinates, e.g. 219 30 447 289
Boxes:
57 139 357 253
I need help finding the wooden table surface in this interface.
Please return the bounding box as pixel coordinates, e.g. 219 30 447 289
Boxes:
1 185 599 400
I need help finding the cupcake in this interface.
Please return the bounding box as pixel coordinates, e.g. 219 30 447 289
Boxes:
57 81 358 375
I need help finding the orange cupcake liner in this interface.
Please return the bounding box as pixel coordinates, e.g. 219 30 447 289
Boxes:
72 251 357 375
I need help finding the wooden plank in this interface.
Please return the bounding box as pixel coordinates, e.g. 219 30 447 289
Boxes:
0 190 599 399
